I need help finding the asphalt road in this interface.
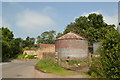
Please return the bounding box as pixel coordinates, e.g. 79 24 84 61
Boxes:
1 60 89 78
2 60 38 78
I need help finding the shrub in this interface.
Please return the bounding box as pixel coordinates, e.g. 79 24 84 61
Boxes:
17 54 25 59
89 29 120 78
17 54 36 59
27 55 36 59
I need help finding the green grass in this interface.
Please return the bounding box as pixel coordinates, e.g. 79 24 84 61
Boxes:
35 59 87 76
17 54 25 58
65 59 88 67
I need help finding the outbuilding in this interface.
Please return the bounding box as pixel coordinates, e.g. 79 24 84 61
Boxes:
55 32 88 59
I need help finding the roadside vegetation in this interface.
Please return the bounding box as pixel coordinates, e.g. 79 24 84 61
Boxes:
35 59 87 76
17 54 37 59
88 29 120 78
67 60 87 67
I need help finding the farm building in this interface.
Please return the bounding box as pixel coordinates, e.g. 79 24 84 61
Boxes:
55 32 88 59
23 44 55 59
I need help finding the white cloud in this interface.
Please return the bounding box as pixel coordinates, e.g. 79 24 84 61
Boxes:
103 14 118 27
15 9 55 33
81 11 101 17
81 11 118 27
1 17 11 28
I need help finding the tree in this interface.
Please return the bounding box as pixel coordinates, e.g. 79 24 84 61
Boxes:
37 30 56 44
36 36 41 44
99 29 120 78
1 27 14 61
1 27 24 61
22 36 35 48
56 33 63 39
89 29 120 78
12 38 23 56
64 13 115 45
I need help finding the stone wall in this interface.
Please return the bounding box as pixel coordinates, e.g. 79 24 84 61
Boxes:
23 46 55 59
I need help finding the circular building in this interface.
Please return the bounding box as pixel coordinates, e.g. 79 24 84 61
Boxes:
55 32 88 59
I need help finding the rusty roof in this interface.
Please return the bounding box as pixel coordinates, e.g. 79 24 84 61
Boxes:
57 32 85 40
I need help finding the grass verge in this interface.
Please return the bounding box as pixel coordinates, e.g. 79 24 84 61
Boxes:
35 59 88 76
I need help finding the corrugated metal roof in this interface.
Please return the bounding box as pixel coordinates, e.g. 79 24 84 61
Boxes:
58 32 85 40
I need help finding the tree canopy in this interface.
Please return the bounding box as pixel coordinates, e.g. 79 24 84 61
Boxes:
37 30 56 44
1 27 18 61
89 28 120 78
64 13 115 45
22 36 35 48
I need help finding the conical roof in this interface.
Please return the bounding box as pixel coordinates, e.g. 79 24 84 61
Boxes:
58 32 85 40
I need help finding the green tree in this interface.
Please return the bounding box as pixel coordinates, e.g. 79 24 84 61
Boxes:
89 29 120 78
36 36 41 44
64 13 115 45
37 30 56 44
100 29 120 78
1 27 24 61
12 38 23 57
1 27 14 61
56 33 63 39
22 36 35 48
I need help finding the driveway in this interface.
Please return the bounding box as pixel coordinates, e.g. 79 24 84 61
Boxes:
2 59 89 78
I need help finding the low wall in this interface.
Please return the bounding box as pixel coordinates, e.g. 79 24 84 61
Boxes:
23 46 56 59
42 52 57 60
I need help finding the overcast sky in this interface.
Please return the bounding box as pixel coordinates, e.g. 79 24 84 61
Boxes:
2 2 118 39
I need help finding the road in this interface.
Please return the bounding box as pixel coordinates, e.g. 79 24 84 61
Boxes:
2 60 38 78
2 60 89 78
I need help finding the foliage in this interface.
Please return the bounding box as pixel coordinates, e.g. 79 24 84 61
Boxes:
26 55 36 59
1 27 26 61
35 59 82 75
17 54 36 59
1 27 23 61
22 36 35 48
68 60 80 65
56 32 63 39
64 13 115 45
37 30 56 44
17 54 26 59
87 57 104 78
12 38 23 58
89 29 120 78
67 60 87 67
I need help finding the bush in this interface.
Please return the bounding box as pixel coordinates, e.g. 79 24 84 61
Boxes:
89 29 120 78
17 54 25 59
17 54 36 59
87 57 104 78
27 55 36 59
